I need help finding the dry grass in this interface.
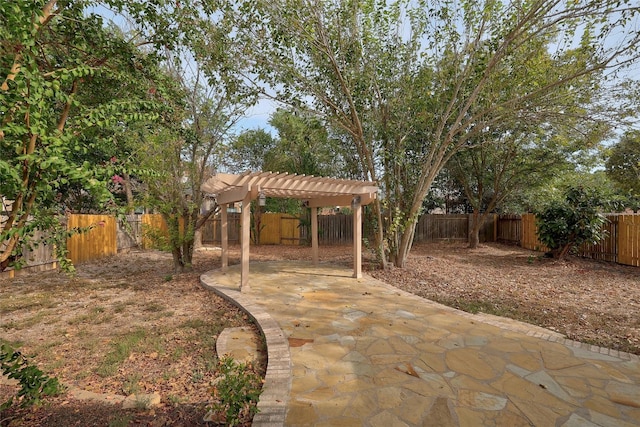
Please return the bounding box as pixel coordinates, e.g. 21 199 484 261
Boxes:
0 249 262 426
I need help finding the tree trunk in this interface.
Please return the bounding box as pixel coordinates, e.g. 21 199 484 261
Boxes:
193 228 203 250
171 247 184 273
554 243 573 260
182 238 194 271
370 198 389 269
468 210 481 249
394 214 419 268
123 172 135 214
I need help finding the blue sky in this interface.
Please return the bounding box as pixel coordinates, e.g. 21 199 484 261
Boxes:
234 99 277 136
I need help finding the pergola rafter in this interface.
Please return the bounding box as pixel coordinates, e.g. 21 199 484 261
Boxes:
201 171 378 290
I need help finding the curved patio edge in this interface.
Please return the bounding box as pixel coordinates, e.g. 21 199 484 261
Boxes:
200 270 291 427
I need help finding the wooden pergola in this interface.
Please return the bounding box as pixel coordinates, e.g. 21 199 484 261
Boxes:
201 171 378 291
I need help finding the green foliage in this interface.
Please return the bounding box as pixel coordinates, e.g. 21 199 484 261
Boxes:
0 342 63 410
141 223 171 252
606 130 640 195
228 109 345 216
0 1 172 271
137 54 248 272
534 186 618 260
209 356 262 427
212 0 640 267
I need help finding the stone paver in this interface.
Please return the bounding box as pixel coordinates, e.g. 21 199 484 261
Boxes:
216 326 263 363
201 261 640 427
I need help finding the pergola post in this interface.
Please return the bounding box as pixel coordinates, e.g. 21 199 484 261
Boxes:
220 203 228 271
311 207 318 265
352 196 362 279
241 193 251 291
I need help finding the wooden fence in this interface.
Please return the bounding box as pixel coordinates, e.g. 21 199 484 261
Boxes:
496 214 521 244
202 213 241 244
319 214 352 244
0 230 58 278
520 214 549 252
3 211 640 276
414 214 495 243
141 213 169 249
66 214 117 264
128 212 640 268
619 215 640 266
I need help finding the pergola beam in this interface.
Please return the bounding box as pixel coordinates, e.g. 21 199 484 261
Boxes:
306 193 376 208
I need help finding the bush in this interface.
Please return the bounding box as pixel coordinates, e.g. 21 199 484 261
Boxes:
1 343 64 410
535 185 616 260
209 356 262 426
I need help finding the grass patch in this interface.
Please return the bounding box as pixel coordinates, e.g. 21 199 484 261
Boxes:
178 318 226 373
67 313 91 325
91 306 106 314
162 370 178 381
170 347 184 361
137 332 166 355
436 297 542 326
95 329 147 378
143 302 166 312
180 318 209 330
108 414 134 427
112 302 128 313
167 394 183 406
2 311 50 331
441 298 504 315
79 336 100 352
122 372 142 395
0 293 54 314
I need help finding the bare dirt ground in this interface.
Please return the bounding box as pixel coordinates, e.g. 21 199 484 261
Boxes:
1 250 264 426
1 241 639 426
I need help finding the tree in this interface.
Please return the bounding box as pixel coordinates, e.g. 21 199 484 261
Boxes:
227 109 344 177
0 0 224 271
0 1 164 271
139 58 250 272
535 185 618 260
448 121 609 248
606 130 640 195
224 129 277 174
226 109 347 215
268 109 344 177
212 0 640 267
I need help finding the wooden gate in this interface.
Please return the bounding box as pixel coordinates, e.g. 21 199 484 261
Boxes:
280 215 301 245
259 213 281 245
67 214 117 264
257 213 301 245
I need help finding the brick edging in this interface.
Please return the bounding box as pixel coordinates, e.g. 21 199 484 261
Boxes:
200 271 291 427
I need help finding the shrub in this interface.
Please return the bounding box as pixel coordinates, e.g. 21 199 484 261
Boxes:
535 185 616 260
1 343 64 410
209 356 262 426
